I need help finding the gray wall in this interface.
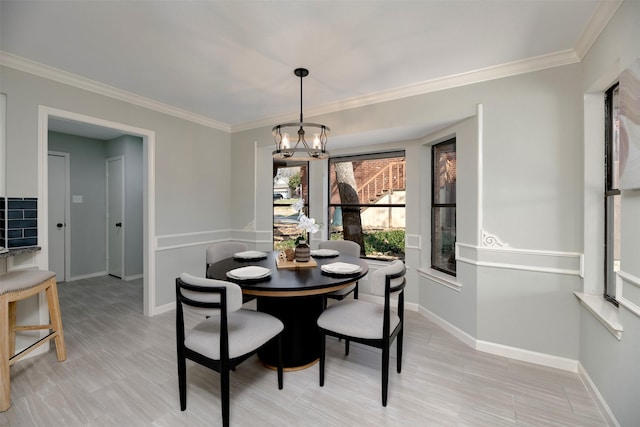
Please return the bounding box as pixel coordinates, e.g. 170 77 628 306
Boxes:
49 131 107 278
579 1 640 426
227 4 640 423
232 63 584 359
2 65 232 308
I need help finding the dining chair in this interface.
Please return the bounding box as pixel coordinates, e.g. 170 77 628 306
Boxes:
318 240 361 304
176 273 284 427
205 241 248 274
317 259 406 406
205 241 255 304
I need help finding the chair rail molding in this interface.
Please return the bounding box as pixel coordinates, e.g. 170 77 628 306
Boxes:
155 229 231 251
457 242 583 277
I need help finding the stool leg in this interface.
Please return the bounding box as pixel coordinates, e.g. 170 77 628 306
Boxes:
8 301 16 359
0 295 11 412
45 279 66 362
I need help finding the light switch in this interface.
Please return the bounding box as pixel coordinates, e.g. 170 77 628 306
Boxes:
72 195 83 203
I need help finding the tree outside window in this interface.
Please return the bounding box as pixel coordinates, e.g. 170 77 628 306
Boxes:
329 152 406 260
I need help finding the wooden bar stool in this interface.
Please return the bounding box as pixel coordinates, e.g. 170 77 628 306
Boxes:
0 270 67 412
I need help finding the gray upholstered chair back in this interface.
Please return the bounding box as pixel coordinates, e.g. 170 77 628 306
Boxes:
206 242 248 267
370 260 406 297
318 240 361 257
178 273 243 317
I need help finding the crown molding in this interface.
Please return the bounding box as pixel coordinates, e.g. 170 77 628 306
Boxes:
232 48 580 133
234 1 622 134
1 0 622 136
573 0 623 59
0 51 231 133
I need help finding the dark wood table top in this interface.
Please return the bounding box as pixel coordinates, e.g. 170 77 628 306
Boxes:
206 250 368 297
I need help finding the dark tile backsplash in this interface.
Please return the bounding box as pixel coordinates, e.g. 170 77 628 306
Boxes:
0 197 5 248
4 197 38 248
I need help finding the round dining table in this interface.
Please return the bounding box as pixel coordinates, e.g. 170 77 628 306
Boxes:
207 250 369 370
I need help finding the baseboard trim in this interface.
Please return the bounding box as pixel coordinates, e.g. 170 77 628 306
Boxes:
476 339 578 372
154 301 176 316
418 305 477 348
578 362 620 427
418 305 578 371
68 271 107 282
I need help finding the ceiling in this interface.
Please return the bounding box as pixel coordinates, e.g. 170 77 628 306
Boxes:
0 1 620 144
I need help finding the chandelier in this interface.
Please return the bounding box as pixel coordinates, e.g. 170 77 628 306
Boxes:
272 68 330 160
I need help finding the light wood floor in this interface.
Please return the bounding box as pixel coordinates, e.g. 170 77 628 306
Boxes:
1 275 607 426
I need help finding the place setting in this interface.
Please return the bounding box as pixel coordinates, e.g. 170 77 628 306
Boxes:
310 248 340 258
226 265 272 282
320 261 362 276
233 250 268 260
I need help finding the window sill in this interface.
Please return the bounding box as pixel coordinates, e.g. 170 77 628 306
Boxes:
574 292 623 340
417 267 462 292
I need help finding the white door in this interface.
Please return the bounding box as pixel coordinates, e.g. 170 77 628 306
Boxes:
48 153 69 281
107 156 124 278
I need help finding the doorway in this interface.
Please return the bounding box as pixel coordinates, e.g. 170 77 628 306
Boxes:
39 106 156 316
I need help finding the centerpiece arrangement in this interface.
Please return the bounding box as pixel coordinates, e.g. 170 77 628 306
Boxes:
293 199 320 262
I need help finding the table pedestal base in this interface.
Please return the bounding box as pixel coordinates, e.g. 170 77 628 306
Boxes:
257 295 323 369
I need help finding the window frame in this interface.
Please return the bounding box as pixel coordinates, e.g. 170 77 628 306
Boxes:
328 150 406 260
272 160 309 250
604 82 620 306
431 138 457 276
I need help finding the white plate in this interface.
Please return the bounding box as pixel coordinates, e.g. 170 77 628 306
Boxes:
321 262 361 275
311 249 339 258
226 266 272 280
233 250 268 260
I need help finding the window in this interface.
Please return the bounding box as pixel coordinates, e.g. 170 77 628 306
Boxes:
328 151 406 260
604 83 620 304
273 161 308 250
432 138 456 276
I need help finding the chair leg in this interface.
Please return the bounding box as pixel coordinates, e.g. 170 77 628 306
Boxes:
382 345 390 407
277 335 283 390
177 353 187 411
8 301 16 359
319 331 325 387
45 278 66 361
345 339 350 356
0 296 11 412
397 329 404 373
221 366 230 427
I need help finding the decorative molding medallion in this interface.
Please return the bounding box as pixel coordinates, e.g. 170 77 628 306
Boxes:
481 229 507 247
